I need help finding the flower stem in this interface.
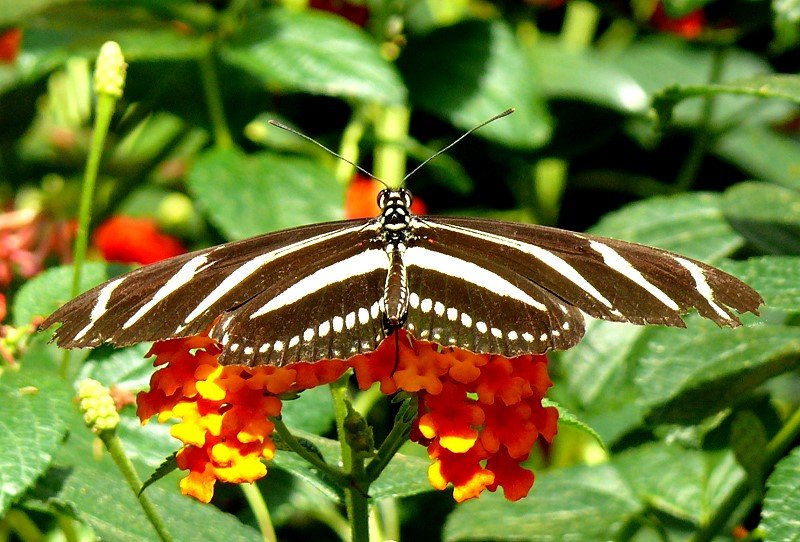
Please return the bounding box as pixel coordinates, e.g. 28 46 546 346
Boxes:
240 483 276 542
561 0 600 50
100 432 175 542
271 416 349 485
365 396 416 483
373 104 410 188
3 509 43 542
689 404 800 542
60 73 118 379
336 105 369 184
330 375 354 471
345 457 370 542
198 42 233 149
674 46 726 192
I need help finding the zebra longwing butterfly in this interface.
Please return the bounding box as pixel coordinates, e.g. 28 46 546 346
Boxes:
41 186 762 368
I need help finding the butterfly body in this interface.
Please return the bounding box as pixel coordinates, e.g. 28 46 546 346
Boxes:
42 188 762 367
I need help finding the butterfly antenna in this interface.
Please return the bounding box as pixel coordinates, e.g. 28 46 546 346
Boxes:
268 120 390 189
402 108 515 182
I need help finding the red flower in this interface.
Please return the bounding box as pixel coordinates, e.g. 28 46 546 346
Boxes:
309 0 369 27
650 2 705 39
92 215 186 265
137 328 557 504
0 28 22 64
344 175 428 219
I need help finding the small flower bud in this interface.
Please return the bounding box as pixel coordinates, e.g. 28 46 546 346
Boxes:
78 379 120 434
344 404 374 456
93 41 127 98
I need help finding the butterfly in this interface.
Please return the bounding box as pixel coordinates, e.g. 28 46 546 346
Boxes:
41 184 762 368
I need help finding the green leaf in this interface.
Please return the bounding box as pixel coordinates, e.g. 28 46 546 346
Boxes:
0 358 72 514
28 409 259 541
0 0 56 25
443 463 640 541
589 192 745 261
721 256 800 315
761 446 800 542
542 398 606 451
714 125 800 191
399 19 551 149
281 386 335 435
722 182 800 255
653 74 800 126
638 323 800 423
772 0 800 52
13 262 121 327
613 443 745 523
530 38 648 114
79 343 154 392
730 411 768 492
188 147 344 240
220 8 405 104
661 0 712 17
612 37 790 128
139 453 178 496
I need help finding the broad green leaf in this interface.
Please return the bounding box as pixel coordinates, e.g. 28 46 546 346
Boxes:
761 446 800 542
661 0 712 17
638 323 800 423
721 257 800 315
542 398 606 451
653 74 800 126
399 19 551 149
730 411 768 492
220 8 405 104
529 37 647 114
0 0 57 25
0 358 72 514
2 4 205 94
13 263 120 327
79 343 155 392
613 443 745 523
722 182 800 255
443 463 640 541
773 0 800 51
589 192 745 261
188 147 344 240
714 125 800 191
281 385 335 435
611 37 791 128
28 409 259 541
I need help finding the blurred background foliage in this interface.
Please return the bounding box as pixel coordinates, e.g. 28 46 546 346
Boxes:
1 0 800 541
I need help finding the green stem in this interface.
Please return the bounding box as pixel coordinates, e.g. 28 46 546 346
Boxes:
4 510 43 542
336 105 369 184
100 432 175 542
60 89 118 379
350 384 383 417
365 396 416 483
271 416 349 484
56 515 83 542
373 105 410 188
199 43 233 149
690 404 800 542
561 0 601 50
330 376 354 472
345 456 370 542
240 483 276 542
674 46 727 191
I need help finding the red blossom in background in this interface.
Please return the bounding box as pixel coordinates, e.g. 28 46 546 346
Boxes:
309 0 369 27
345 174 428 219
650 2 705 39
0 28 22 64
92 215 186 265
138 330 557 503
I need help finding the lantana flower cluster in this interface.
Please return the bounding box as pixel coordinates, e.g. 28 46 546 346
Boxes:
136 330 557 503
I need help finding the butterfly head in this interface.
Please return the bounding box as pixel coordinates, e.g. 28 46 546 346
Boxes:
378 188 413 232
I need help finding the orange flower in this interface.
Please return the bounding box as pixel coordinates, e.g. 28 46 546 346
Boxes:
93 215 186 265
309 0 369 27
0 28 22 64
137 329 557 503
650 2 705 39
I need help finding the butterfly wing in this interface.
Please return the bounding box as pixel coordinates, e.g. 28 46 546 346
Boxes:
405 216 762 355
41 219 383 357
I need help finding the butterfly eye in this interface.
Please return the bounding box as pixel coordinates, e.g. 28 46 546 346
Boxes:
377 189 390 209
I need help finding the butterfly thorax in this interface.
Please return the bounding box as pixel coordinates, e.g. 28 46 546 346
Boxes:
377 188 414 331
